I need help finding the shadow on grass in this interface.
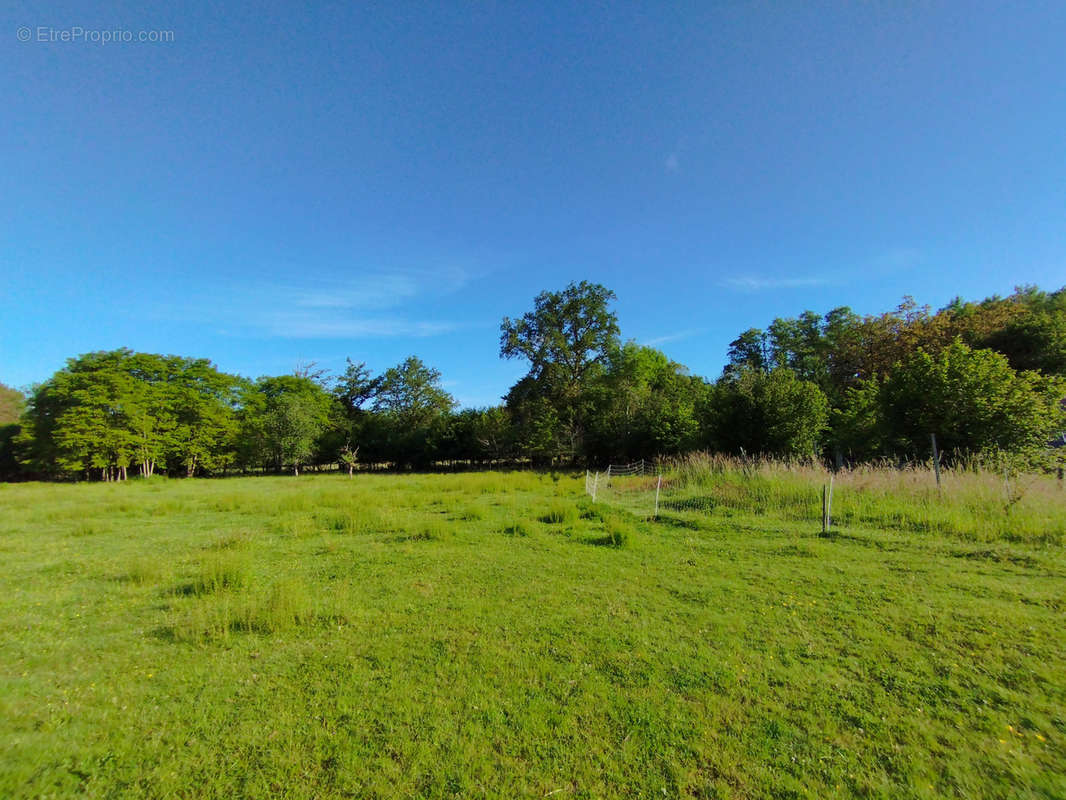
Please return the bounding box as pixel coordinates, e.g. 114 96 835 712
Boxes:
651 514 701 530
582 534 626 548
389 530 439 543
947 547 1041 569
771 543 818 558
820 528 913 553
150 625 179 644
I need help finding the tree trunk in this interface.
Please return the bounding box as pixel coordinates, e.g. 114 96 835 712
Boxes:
294 464 299 476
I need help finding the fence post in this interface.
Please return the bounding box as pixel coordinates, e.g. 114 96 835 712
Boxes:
827 474 833 531
821 483 828 534
930 433 942 490
654 474 662 519
592 471 599 503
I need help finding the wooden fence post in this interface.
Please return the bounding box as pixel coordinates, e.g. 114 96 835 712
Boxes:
821 475 834 534
930 433 942 490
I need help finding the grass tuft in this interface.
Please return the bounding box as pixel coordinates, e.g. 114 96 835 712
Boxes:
458 505 485 521
539 502 577 524
70 521 106 537
502 520 531 537
176 553 250 596
587 516 632 548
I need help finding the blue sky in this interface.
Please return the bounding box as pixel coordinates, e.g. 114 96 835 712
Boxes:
2 2 1064 407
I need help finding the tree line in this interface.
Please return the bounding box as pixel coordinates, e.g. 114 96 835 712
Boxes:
1 282 1064 480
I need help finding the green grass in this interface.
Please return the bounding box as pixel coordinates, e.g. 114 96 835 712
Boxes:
0 471 1064 798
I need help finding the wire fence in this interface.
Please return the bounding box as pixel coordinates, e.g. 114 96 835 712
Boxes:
586 460 664 518
583 452 1066 541
585 457 833 528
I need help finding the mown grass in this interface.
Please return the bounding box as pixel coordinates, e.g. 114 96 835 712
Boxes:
0 471 1063 798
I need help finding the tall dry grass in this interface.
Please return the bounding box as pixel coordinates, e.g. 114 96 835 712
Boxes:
647 452 1066 543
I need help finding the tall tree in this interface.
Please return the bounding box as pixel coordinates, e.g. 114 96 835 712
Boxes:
371 356 455 468
585 343 706 462
163 357 241 477
876 339 1065 458
373 357 455 425
44 350 139 480
322 359 383 470
500 281 620 392
266 393 322 476
237 375 333 474
703 368 829 458
724 328 769 378
333 359 381 415
500 281 619 462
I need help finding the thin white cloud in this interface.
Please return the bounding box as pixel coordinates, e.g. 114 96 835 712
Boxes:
285 267 465 311
720 248 923 293
259 313 456 339
643 328 704 347
181 267 470 340
721 276 828 292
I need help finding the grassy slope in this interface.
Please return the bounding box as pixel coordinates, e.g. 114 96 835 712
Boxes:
0 473 1063 799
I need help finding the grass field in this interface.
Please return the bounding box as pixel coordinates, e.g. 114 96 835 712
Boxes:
1 471 1064 798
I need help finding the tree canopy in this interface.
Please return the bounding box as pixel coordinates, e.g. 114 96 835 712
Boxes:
0 383 24 425
3 282 1064 480
500 280 620 391
500 281 620 463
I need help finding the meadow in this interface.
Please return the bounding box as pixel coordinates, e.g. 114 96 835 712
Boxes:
1 470 1064 798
